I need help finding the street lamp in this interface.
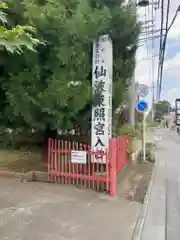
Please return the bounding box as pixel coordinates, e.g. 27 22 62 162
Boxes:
137 0 149 7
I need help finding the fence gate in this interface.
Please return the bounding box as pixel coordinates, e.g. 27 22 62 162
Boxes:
48 137 129 196
48 139 110 192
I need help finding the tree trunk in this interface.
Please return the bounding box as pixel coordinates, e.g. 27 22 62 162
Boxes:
43 126 57 162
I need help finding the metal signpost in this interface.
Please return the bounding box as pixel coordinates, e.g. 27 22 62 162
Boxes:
175 99 180 134
175 99 180 126
136 99 148 162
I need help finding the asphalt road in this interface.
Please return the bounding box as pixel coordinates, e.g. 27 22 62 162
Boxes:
134 128 180 240
162 130 180 239
0 179 141 240
151 128 180 239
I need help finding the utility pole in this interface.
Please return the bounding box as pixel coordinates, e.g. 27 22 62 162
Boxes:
129 74 136 126
128 0 136 127
151 2 155 122
128 0 149 127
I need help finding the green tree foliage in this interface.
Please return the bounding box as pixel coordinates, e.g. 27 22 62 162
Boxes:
0 0 140 135
154 100 171 120
0 2 41 53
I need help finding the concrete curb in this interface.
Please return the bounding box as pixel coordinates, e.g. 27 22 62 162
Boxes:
0 170 49 182
131 156 158 240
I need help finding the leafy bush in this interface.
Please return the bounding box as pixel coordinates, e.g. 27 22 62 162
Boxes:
147 121 159 128
0 127 16 148
126 141 134 156
0 127 43 149
137 149 156 162
57 135 90 145
119 124 138 138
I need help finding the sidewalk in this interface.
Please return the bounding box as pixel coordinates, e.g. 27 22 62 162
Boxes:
133 129 180 240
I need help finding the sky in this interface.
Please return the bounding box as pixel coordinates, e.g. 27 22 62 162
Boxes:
135 0 180 107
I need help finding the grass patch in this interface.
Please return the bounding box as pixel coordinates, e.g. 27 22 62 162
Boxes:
0 149 47 173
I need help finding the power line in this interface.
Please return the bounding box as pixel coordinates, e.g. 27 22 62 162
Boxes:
157 2 180 100
156 0 165 100
158 0 171 98
151 1 156 119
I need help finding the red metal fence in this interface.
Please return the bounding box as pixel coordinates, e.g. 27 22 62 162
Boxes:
48 137 129 196
115 137 129 174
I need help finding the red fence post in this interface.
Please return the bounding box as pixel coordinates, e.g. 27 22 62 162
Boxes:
48 138 51 182
109 139 117 197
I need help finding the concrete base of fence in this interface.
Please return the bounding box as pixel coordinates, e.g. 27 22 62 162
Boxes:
0 170 49 182
0 167 130 195
0 170 107 190
0 170 26 181
33 171 49 182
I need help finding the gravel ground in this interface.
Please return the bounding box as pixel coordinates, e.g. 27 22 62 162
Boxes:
119 162 154 203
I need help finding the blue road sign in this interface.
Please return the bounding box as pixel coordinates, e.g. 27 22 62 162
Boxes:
137 100 148 112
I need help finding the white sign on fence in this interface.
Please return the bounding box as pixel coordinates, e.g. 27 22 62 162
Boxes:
71 151 87 164
91 35 113 163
